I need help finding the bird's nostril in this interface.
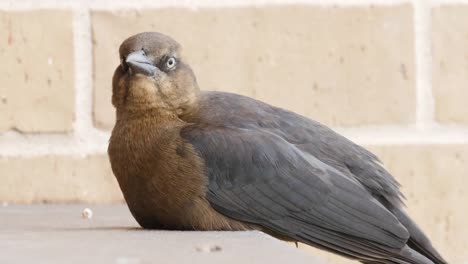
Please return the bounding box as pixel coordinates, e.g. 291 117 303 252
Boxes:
124 50 157 76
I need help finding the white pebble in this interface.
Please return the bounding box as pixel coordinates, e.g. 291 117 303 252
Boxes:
82 208 93 219
2 202 8 207
195 244 222 253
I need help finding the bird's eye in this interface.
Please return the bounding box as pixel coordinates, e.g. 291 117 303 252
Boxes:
166 57 177 69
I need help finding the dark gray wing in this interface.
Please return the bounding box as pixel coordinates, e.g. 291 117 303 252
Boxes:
181 124 409 260
185 91 403 208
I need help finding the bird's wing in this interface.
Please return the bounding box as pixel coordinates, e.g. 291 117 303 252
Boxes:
188 91 404 207
181 124 409 260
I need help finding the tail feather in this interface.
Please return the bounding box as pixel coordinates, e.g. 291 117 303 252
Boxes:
392 245 435 264
361 245 434 264
391 207 447 264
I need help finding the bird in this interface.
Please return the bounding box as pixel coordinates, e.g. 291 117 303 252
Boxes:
108 32 447 264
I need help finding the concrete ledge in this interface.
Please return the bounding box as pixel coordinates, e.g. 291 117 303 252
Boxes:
0 204 321 264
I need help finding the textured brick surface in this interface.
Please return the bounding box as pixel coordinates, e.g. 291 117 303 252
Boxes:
368 145 468 264
0 10 74 132
304 144 467 264
92 5 415 129
432 6 468 124
0 155 123 203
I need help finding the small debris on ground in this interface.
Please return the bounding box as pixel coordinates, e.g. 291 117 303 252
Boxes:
82 208 93 219
195 244 222 253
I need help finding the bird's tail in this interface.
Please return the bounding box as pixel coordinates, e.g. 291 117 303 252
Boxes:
395 245 437 264
360 245 435 264
390 207 448 264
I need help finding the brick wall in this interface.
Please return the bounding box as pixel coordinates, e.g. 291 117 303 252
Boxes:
0 0 467 263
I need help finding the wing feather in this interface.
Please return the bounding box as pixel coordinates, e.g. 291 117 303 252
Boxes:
182 125 409 260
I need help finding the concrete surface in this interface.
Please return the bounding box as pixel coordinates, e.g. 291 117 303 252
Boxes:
0 204 321 264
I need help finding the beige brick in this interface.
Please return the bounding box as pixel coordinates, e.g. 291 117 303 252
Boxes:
300 145 468 264
0 155 123 203
369 145 467 263
0 11 75 132
92 5 415 129
432 6 468 124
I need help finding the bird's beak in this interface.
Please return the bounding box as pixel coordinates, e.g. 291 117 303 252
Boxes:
125 50 157 76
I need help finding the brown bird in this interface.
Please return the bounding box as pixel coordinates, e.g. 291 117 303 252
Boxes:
108 32 447 264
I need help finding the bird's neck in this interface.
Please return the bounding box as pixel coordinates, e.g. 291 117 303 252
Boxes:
116 107 180 124
111 108 185 159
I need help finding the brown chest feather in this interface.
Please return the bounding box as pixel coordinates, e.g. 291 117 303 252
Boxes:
108 116 248 231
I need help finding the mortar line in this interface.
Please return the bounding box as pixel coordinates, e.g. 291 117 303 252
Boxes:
431 0 468 5
0 0 411 10
73 8 94 136
71 7 109 154
2 125 468 157
413 0 435 129
0 0 467 10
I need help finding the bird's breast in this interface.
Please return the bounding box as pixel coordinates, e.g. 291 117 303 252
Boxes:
108 119 247 230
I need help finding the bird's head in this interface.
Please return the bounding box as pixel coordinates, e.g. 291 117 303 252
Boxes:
112 32 199 115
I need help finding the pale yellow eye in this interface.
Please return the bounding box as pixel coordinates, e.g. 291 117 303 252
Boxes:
166 57 176 69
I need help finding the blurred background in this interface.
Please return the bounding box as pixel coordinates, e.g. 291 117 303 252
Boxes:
0 0 467 263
